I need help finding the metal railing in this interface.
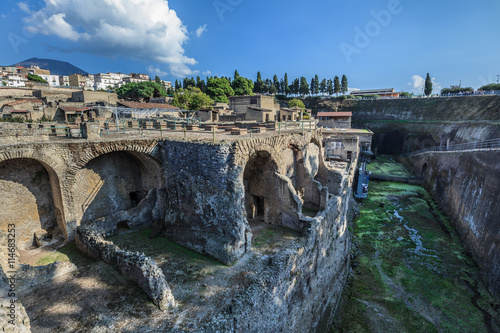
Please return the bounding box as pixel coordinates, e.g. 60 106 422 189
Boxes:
408 138 500 156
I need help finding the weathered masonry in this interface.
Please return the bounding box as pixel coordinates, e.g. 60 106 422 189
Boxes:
0 132 327 261
0 131 357 331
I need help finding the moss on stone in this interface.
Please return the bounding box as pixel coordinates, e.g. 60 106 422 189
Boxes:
332 176 498 332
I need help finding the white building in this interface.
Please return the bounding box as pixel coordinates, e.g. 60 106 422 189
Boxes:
94 73 126 90
38 74 61 87
2 75 27 87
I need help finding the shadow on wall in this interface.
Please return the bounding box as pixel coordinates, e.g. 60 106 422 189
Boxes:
74 151 164 225
0 158 64 249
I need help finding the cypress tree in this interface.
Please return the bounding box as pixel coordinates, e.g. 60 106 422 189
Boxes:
341 75 348 95
424 73 433 96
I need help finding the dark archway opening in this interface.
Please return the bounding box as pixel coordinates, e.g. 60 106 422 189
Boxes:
377 128 406 155
243 151 279 224
243 150 306 253
422 163 428 177
129 191 143 208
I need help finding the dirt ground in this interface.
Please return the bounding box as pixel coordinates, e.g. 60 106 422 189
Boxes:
17 224 303 332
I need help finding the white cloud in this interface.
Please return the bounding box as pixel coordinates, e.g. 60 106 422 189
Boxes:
202 70 212 76
196 24 207 38
147 65 168 77
408 75 441 94
23 0 196 77
17 2 31 14
169 63 199 77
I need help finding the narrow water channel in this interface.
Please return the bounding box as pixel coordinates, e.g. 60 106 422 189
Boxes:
332 156 499 333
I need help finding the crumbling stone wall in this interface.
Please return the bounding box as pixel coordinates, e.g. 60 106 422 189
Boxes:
159 132 332 266
413 151 500 297
0 123 50 143
0 265 31 333
205 151 357 332
75 226 175 310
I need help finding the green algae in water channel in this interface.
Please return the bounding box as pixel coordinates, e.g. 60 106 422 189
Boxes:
366 155 411 177
332 180 499 333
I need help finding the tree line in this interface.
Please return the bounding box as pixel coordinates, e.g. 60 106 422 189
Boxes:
173 71 349 102
116 72 349 109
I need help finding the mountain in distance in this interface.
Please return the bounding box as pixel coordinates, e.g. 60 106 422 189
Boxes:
12 57 88 76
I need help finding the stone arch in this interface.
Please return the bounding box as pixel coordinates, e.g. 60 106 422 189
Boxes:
0 157 67 249
71 148 164 225
243 150 301 230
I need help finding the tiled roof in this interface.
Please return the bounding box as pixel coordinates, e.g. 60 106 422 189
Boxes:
118 101 179 110
58 106 91 112
317 112 352 117
4 99 43 106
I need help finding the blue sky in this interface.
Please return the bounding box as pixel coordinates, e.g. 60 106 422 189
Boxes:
1 0 499 93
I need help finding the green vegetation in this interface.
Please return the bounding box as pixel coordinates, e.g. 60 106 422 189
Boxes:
399 92 412 98
341 75 348 95
479 83 500 91
116 81 167 102
171 86 213 110
109 229 222 266
299 76 310 96
252 225 300 248
27 73 47 83
441 86 474 94
332 158 498 332
367 155 411 177
231 76 254 95
0 116 26 123
287 98 305 110
35 241 95 268
205 77 234 103
424 73 433 96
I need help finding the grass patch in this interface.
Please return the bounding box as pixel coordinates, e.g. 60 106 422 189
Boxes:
35 241 95 268
108 229 223 266
252 225 300 247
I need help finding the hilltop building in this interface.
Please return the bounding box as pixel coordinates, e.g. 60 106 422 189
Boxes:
350 88 399 98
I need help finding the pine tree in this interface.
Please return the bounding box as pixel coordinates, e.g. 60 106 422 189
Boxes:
299 77 310 96
273 75 280 94
284 73 289 96
175 79 181 90
327 79 334 96
341 75 348 95
254 71 264 94
313 75 320 95
333 76 341 96
310 77 316 95
234 70 240 80
155 76 161 85
269 83 277 95
424 73 433 96
319 79 327 95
